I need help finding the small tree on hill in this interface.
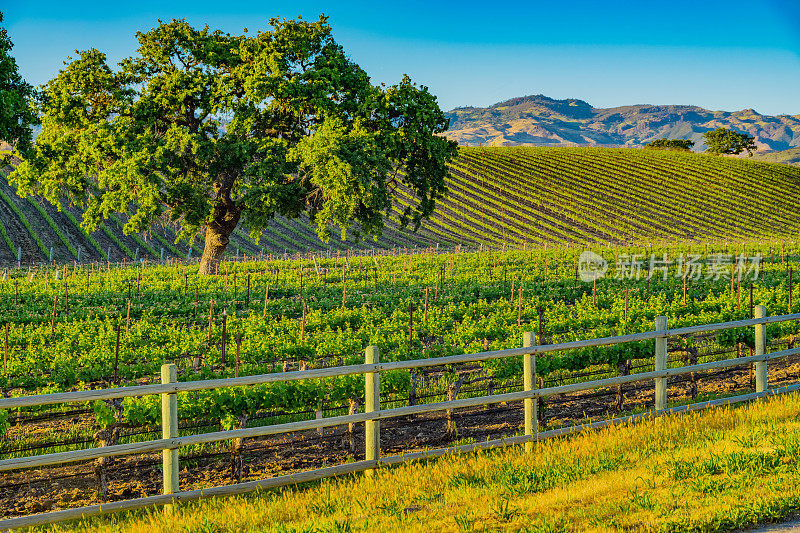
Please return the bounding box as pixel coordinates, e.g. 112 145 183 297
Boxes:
11 16 458 274
645 139 694 151
0 11 38 160
703 127 757 156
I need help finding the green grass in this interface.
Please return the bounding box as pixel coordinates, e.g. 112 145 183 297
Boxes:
31 392 800 532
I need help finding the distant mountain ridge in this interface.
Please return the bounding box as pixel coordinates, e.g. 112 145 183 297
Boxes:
444 95 800 152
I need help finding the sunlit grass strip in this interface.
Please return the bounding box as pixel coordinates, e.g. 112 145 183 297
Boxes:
233 228 267 255
296 218 347 251
110 215 158 259
224 239 247 259
392 187 489 245
450 156 600 243
148 227 185 259
270 218 306 250
0 215 14 257
62 209 106 260
0 188 47 259
243 227 285 252
99 223 135 260
26 197 78 259
32 389 800 533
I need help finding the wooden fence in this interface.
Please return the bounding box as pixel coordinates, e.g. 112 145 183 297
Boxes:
2 306 800 530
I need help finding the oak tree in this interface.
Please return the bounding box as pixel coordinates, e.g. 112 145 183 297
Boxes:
644 139 694 151
703 127 756 156
12 16 457 274
0 11 37 160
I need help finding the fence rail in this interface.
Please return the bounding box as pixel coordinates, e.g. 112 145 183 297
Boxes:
3 313 798 411
1 306 799 530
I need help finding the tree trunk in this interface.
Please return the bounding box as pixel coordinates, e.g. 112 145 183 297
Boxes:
198 201 241 276
199 225 231 275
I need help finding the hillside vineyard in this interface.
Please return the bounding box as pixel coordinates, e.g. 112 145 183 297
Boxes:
2 147 799 267
2 146 800 522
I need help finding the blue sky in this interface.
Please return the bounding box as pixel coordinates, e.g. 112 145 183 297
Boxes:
4 0 800 115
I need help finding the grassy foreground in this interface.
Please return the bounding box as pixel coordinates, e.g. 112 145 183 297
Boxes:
30 393 800 533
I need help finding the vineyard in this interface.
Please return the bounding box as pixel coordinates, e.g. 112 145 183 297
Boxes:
5 4 800 528
2 146 800 525
3 238 800 523
1 146 799 267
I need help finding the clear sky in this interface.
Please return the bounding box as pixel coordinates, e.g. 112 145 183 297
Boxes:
4 0 800 115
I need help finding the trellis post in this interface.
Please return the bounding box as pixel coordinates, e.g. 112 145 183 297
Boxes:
523 331 537 452
655 316 668 411
161 363 179 515
365 346 380 476
754 305 767 393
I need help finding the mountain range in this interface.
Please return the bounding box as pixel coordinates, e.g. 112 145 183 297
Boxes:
444 95 800 153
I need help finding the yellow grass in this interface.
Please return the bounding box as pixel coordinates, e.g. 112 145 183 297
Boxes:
30 393 800 532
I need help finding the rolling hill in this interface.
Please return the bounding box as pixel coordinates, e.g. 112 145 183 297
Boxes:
0 146 798 266
751 147 800 167
445 95 800 152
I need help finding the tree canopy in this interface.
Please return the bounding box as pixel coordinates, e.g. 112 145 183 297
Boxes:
0 11 37 160
703 127 757 156
12 16 457 273
644 139 694 151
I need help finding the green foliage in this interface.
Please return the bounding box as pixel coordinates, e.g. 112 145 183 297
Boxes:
146 224 185 258
645 139 694 151
3 240 799 433
704 127 757 156
0 11 37 160
11 16 456 272
0 409 9 439
92 400 118 428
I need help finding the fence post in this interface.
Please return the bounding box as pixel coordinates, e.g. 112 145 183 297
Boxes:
365 346 380 476
754 304 767 393
655 316 668 411
523 331 537 453
161 363 179 515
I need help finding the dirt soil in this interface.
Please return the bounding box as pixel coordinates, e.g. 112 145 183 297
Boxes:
2 356 798 519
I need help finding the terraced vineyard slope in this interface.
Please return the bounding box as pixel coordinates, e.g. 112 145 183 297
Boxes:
421 147 800 247
1 146 798 264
